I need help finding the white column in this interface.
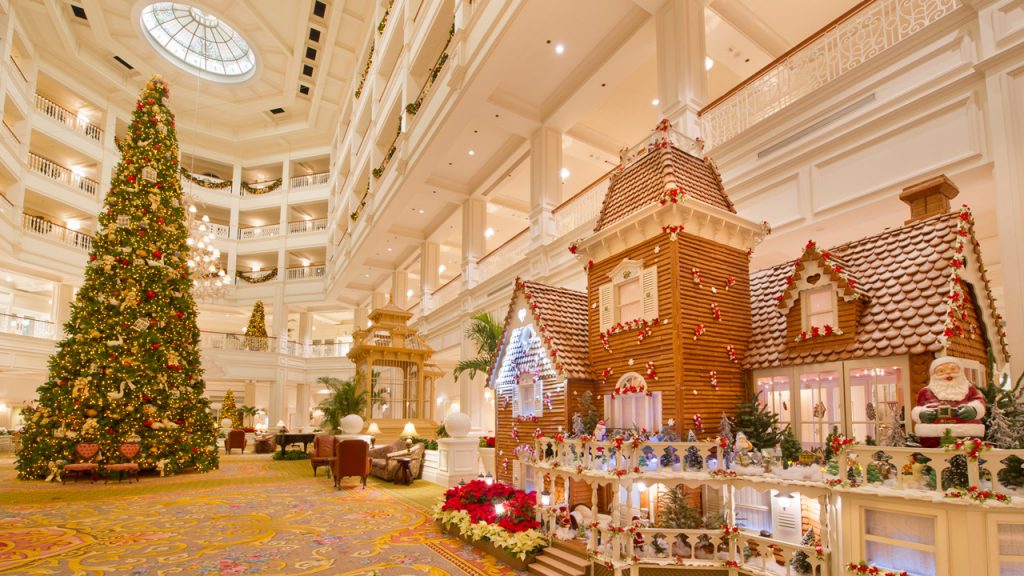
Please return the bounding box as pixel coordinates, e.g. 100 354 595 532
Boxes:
268 288 288 427
420 241 440 314
458 315 483 431
655 0 708 137
298 311 312 346
51 283 74 338
295 382 310 430
372 292 388 310
281 159 292 192
230 163 242 196
98 111 117 203
354 305 368 330
391 269 409 309
529 127 562 248
461 197 486 288
244 380 256 406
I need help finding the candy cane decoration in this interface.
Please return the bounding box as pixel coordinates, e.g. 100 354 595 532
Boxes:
694 323 706 340
710 370 718 390
692 267 702 287
692 413 704 432
710 303 722 321
726 345 738 363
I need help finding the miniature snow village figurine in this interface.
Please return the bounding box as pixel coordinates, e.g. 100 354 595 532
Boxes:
911 356 987 447
480 123 1020 576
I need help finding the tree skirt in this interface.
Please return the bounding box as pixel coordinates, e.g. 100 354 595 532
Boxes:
0 459 522 575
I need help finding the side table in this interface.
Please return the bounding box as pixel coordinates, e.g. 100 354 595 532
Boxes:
394 457 414 485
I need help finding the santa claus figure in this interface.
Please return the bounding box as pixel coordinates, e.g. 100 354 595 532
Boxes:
911 356 986 447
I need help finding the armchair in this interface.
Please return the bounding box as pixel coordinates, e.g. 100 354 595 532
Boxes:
333 439 370 489
225 429 247 454
310 434 336 477
369 440 425 482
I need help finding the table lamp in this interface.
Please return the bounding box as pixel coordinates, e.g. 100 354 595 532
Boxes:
401 421 418 449
367 421 381 447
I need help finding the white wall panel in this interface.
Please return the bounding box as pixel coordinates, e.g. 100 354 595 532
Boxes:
734 173 803 229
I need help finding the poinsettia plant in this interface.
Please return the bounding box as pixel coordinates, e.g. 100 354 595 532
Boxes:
434 480 546 560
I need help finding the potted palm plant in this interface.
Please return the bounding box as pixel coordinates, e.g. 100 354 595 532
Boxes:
453 311 503 477
315 375 367 434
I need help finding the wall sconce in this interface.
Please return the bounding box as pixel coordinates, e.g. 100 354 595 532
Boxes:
540 490 551 506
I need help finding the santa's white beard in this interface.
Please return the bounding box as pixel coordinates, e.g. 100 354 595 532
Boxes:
929 375 970 401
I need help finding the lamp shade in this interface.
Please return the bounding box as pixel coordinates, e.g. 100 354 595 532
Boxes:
401 421 418 437
367 422 381 435
276 420 285 427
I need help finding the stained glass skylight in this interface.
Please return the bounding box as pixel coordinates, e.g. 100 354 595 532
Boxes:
140 2 256 82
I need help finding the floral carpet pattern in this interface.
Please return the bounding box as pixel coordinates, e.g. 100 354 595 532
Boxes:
0 457 521 576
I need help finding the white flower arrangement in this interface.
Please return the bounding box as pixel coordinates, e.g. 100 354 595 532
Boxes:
433 506 548 560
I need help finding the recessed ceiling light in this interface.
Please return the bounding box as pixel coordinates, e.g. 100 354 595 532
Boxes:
468 149 475 156
406 288 414 298
560 167 571 182
418 209 425 214
705 57 714 71
484 227 494 238
438 264 446 274
554 43 565 54
386 247 392 252
651 98 660 106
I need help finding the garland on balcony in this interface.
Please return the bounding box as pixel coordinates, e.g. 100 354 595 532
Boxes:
350 182 370 221
372 124 402 179
405 22 456 116
235 268 278 284
180 168 232 190
240 178 282 195
354 39 375 99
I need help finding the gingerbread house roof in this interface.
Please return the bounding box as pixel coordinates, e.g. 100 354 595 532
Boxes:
775 242 870 314
488 280 591 388
594 145 735 232
745 207 1009 369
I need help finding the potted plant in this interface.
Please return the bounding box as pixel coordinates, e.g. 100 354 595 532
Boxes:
479 436 496 476
315 375 367 434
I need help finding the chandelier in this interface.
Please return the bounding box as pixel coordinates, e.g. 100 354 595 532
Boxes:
184 197 229 300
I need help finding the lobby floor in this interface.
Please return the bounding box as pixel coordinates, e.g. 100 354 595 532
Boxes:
0 455 521 576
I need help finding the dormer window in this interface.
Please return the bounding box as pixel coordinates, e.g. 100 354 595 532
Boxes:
598 259 658 331
802 285 837 330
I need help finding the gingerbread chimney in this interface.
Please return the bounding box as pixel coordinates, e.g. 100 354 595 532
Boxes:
899 174 960 224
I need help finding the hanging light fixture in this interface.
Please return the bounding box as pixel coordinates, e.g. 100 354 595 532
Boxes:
184 196 229 300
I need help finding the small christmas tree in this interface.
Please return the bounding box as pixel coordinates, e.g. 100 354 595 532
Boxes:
780 426 801 467
220 390 240 429
15 76 218 479
719 412 735 443
734 394 784 451
939 428 969 489
656 485 701 529
986 401 1015 448
883 406 907 447
576 390 601 436
244 300 268 351
790 527 817 575
684 430 702 470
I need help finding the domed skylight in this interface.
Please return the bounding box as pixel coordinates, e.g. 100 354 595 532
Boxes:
140 2 256 82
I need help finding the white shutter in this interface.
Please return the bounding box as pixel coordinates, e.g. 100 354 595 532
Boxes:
703 485 723 517
641 266 659 320
598 283 613 331
535 379 544 417
511 383 519 418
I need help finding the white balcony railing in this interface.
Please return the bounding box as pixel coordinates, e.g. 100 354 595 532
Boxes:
290 172 330 189
199 331 349 358
700 0 963 150
477 228 529 279
432 274 461 309
0 312 56 339
308 342 350 357
8 56 28 84
209 223 231 238
286 265 326 280
2 120 20 145
238 224 280 239
553 169 613 236
34 94 104 142
28 153 99 197
288 218 328 234
23 213 93 251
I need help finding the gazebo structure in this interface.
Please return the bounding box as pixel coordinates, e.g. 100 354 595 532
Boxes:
347 302 442 438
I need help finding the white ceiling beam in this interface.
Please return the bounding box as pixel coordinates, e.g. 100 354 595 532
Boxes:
708 0 788 58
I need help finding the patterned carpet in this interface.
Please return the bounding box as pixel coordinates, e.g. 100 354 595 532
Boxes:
0 456 522 576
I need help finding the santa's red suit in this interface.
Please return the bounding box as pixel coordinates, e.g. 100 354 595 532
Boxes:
911 357 986 447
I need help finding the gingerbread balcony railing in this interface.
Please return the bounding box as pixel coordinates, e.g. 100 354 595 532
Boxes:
699 0 964 150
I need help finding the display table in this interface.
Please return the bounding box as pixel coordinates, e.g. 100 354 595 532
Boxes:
274 433 316 455
394 457 414 485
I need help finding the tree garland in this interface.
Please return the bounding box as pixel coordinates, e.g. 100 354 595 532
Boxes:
240 178 282 195
350 182 370 221
354 39 375 99
235 268 278 284
179 168 232 190
405 22 456 116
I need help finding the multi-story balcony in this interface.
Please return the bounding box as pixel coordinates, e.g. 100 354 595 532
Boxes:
238 224 280 240
285 265 326 281
34 94 104 143
287 217 328 235
198 331 348 358
0 313 56 339
22 213 93 252
28 153 99 199
289 172 329 190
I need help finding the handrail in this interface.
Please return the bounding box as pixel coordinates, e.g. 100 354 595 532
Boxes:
237 224 280 239
22 213 94 251
2 120 20 144
553 168 615 213
287 218 328 234
0 192 13 208
28 153 99 197
290 172 330 188
8 56 27 83
286 265 326 280
0 312 56 339
478 227 528 264
34 93 104 142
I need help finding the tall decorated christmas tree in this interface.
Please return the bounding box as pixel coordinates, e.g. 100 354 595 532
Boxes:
16 76 219 479
244 299 268 351
220 390 241 429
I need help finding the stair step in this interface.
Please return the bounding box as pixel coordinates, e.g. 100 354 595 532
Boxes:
543 547 590 570
533 555 586 576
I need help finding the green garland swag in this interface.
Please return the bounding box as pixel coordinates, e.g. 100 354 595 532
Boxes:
235 268 278 284
354 39 375 99
180 168 232 190
241 178 283 195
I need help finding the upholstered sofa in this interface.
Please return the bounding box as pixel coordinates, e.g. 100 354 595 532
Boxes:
369 439 425 481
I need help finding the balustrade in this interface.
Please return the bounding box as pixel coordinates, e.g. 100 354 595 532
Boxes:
287 218 328 234
0 312 56 339
553 170 612 236
286 265 326 280
208 223 231 238
28 153 99 197
477 229 529 279
22 213 93 251
237 224 279 239
199 331 349 358
699 0 963 149
290 172 330 189
34 94 104 142
432 275 461 308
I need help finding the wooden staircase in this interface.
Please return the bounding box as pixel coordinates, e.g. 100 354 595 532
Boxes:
529 539 590 576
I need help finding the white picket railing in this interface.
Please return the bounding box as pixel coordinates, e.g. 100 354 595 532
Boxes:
432 275 462 309
34 94 104 142
290 172 329 189
238 224 280 239
286 265 326 280
22 213 93 251
28 153 99 197
477 228 530 279
288 218 328 234
700 0 963 150
0 312 56 339
553 170 613 236
209 223 231 238
198 331 349 358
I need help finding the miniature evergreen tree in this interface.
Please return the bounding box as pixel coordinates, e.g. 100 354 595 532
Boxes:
780 426 802 468
576 390 601 436
790 528 816 575
883 407 907 447
15 76 218 479
734 394 784 450
719 412 735 443
244 300 268 351
656 486 701 529
219 390 241 428
939 428 969 489
986 402 1016 449
684 430 703 470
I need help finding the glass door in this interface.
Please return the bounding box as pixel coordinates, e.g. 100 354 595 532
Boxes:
797 365 843 449
755 374 792 427
848 366 903 441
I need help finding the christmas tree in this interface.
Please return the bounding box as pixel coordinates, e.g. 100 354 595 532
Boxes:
719 412 734 442
734 394 784 450
15 76 218 479
244 300 269 351
882 406 907 447
779 426 802 467
790 527 817 574
684 430 702 470
220 390 241 429
656 485 701 529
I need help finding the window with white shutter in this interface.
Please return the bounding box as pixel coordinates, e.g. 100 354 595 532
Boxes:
598 283 613 332
641 266 658 320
